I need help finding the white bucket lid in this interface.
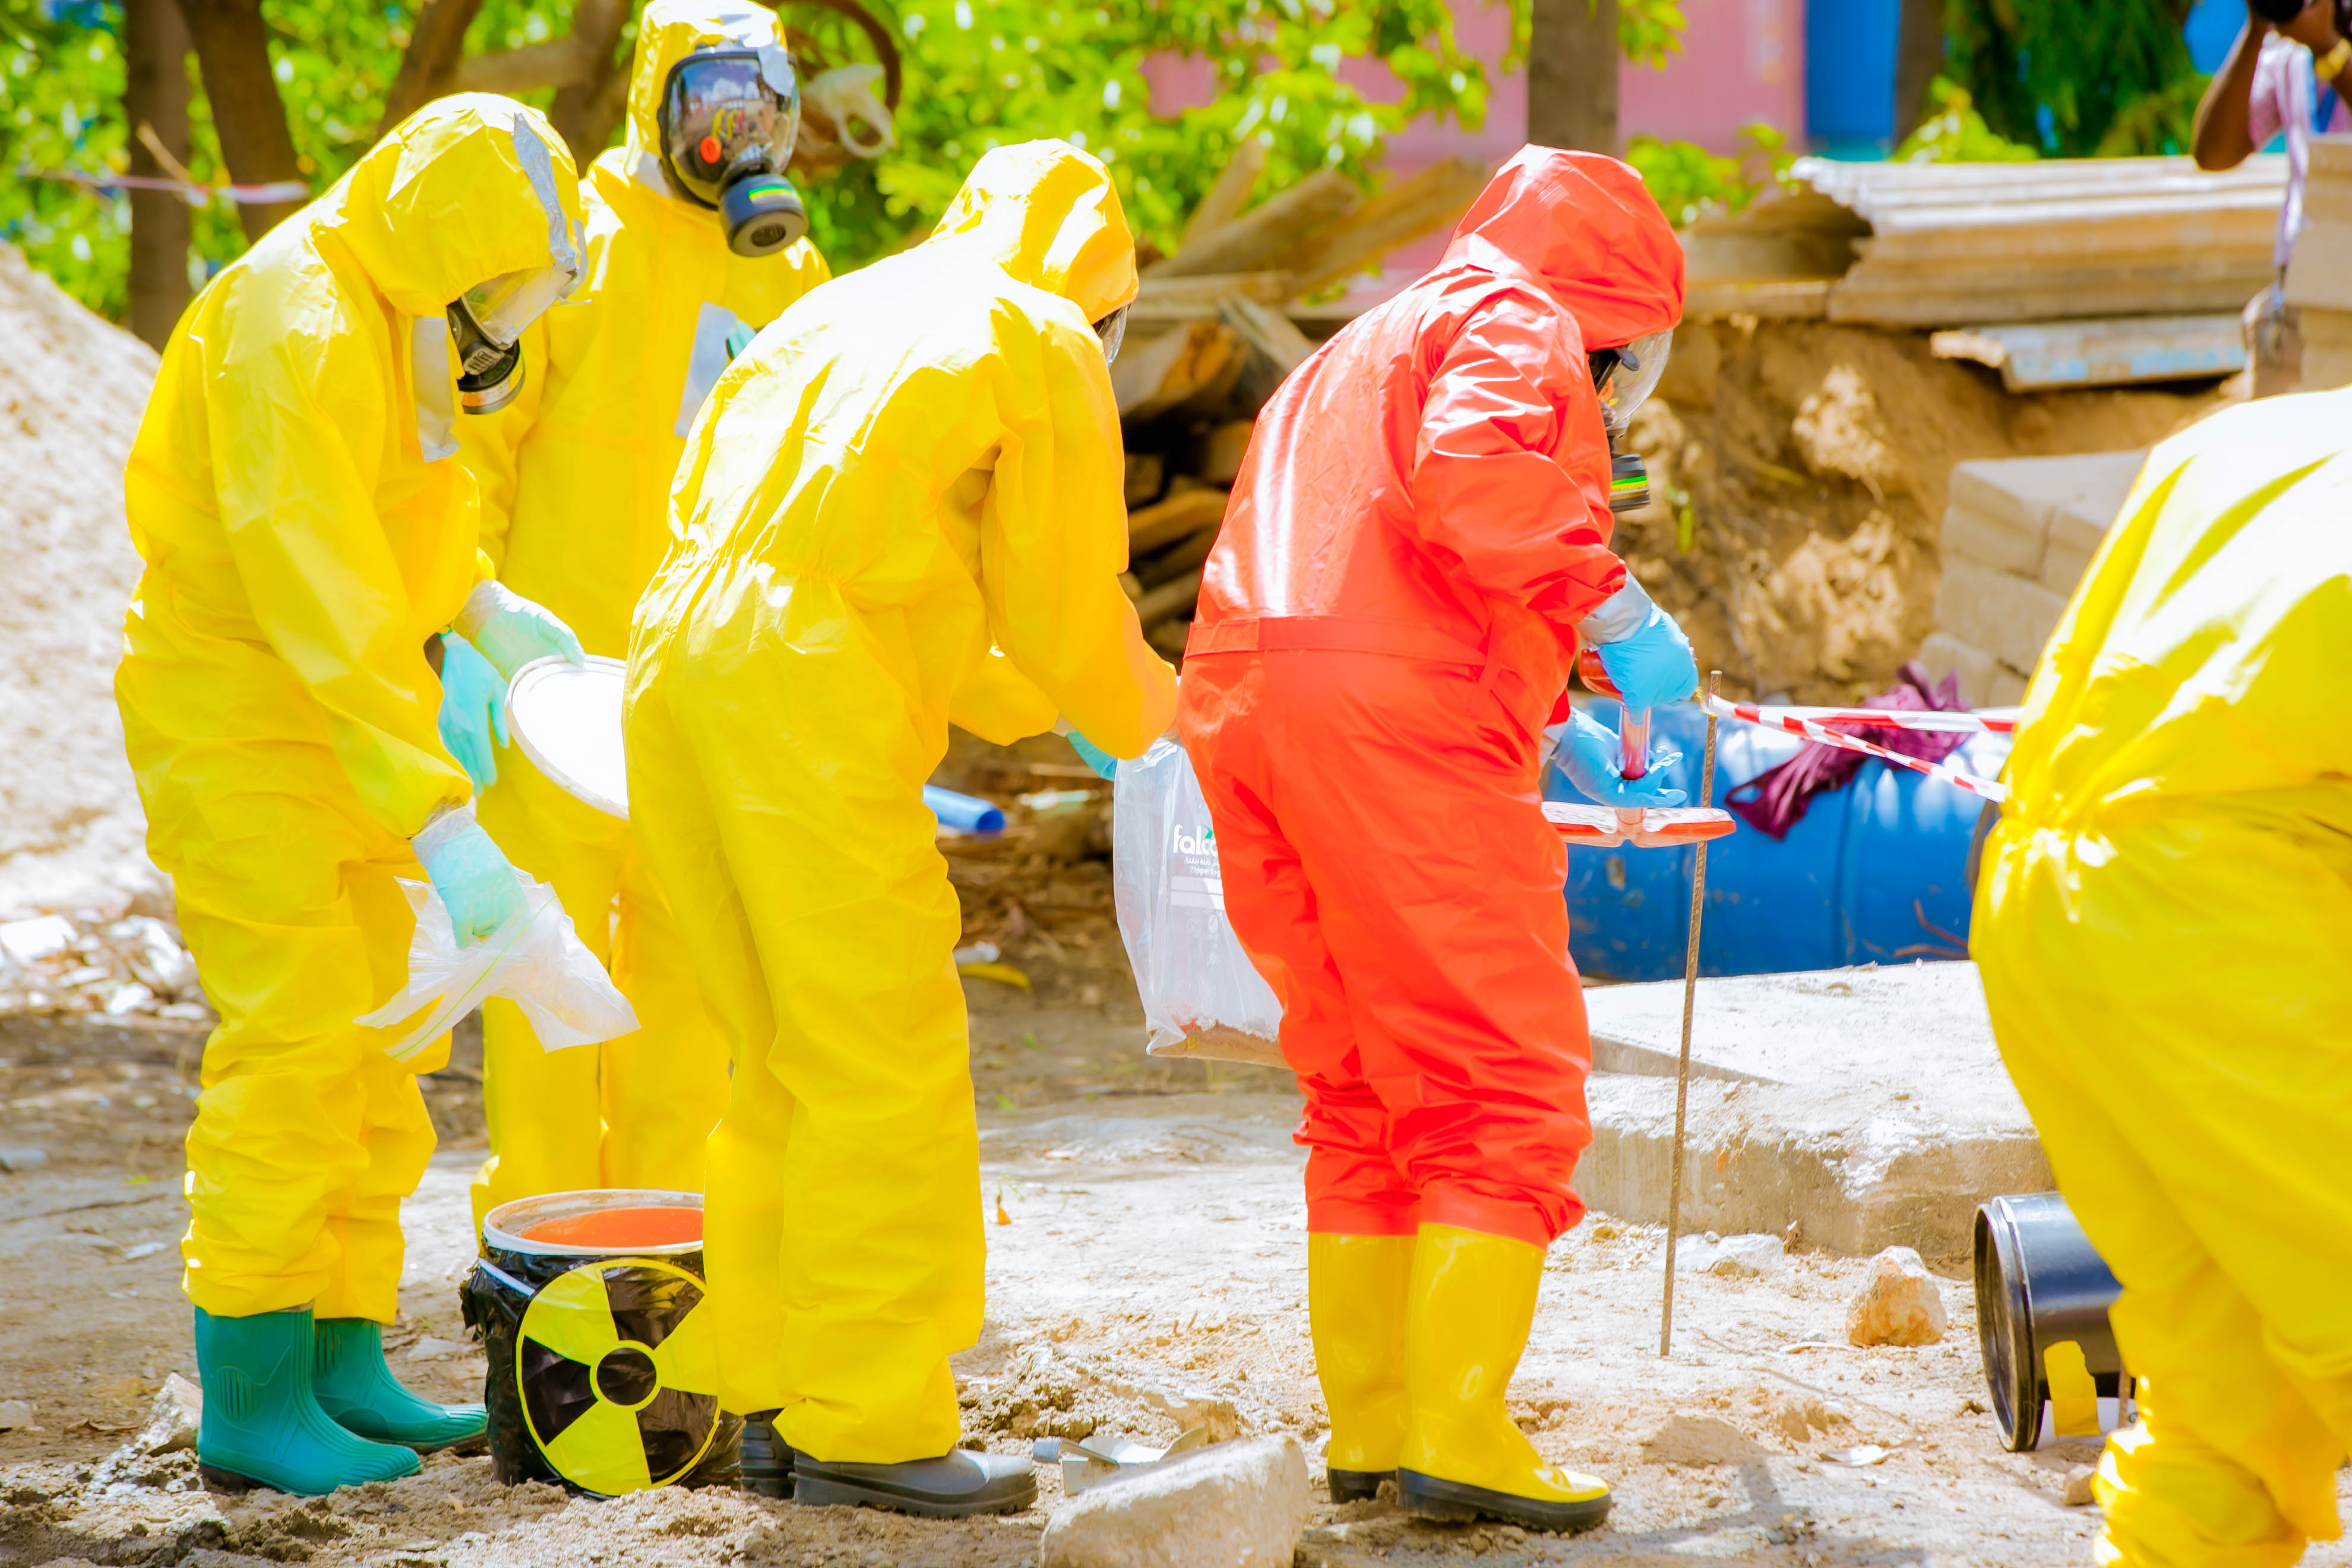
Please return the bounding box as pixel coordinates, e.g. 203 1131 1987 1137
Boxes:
480 1186 703 1257
507 655 630 821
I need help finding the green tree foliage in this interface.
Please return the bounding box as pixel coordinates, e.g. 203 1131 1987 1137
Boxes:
1623 122 1789 227
1943 0 2204 157
5 0 1604 321
1892 75 2038 161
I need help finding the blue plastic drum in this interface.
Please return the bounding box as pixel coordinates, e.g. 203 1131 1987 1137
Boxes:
1545 703 2013 982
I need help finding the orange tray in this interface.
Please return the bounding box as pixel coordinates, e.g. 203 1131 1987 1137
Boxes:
1543 802 1737 849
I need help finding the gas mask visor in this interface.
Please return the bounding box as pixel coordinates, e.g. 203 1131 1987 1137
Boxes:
447 263 577 415
659 45 808 257
1591 328 1672 438
1093 305 1130 367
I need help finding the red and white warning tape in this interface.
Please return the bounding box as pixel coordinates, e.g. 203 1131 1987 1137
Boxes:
1708 700 2016 736
1703 696 2012 804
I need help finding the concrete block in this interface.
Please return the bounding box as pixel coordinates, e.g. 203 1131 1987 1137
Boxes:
1579 964 2052 1257
1914 633 1997 708
2300 306 2352 393
1845 1246 1949 1346
1988 666 2030 707
1935 558 2070 674
138 1373 201 1455
1039 1434 1310 1568
1941 500 2046 577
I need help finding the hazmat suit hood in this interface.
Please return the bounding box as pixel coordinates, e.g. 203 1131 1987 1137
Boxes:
324 94 585 322
1440 146 1683 350
621 0 792 189
923 141 1139 324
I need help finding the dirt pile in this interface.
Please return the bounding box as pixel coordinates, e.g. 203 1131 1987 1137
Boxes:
1619 318 2234 703
0 243 163 918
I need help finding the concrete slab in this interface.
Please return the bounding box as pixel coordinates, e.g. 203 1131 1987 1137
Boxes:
1579 961 2048 1260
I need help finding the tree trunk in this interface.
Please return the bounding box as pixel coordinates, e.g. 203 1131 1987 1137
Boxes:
124 0 192 348
177 0 305 241
1528 0 1620 153
547 0 630 167
1893 0 1946 143
377 0 486 144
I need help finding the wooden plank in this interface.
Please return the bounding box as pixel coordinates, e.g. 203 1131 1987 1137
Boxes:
1135 569 1203 630
1683 277 1832 321
1130 271 1292 327
1127 488 1228 554
1218 295 1316 377
1175 138 1269 257
1927 314 2243 391
1137 524 1221 588
1152 170 1362 279
1270 157 1491 297
1111 322 1242 420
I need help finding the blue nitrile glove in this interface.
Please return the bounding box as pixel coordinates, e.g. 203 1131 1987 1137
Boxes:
412 804 526 947
453 580 585 682
1579 578 1697 712
435 631 508 790
1067 731 1118 781
1555 709 1687 810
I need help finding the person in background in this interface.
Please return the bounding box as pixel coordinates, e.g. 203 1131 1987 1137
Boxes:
1177 146 1692 1534
448 0 830 1236
118 96 587 1496
2193 0 2351 395
1974 387 2352 1567
623 141 1172 1515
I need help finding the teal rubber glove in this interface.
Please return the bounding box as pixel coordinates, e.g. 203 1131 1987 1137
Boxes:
435 632 508 789
1579 579 1697 712
453 580 585 683
412 804 526 946
1067 731 1118 781
1556 709 1686 810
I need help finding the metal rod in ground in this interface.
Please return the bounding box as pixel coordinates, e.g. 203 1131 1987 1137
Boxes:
1660 671 1722 1358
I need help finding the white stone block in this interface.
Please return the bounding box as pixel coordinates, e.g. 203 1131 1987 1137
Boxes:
1935 558 2070 674
138 1373 202 1455
1915 633 1998 709
1039 1435 1309 1568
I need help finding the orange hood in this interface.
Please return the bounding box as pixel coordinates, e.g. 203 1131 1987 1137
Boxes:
1439 146 1683 350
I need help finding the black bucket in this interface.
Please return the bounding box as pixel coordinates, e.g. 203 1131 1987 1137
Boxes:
461 1187 739 1496
1974 1192 2134 1451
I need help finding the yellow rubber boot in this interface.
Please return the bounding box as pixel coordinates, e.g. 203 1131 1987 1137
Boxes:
1309 1233 1414 1501
1397 1224 1611 1534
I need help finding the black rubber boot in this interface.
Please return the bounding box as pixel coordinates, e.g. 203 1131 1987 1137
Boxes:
739 1410 795 1499
793 1448 1036 1518
1329 1467 1393 1503
1397 1469 1613 1533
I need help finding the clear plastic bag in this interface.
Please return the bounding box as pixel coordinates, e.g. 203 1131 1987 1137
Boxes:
356 874 638 1064
1109 735 1286 1067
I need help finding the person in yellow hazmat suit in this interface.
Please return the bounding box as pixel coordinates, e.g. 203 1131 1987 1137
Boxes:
116 95 591 1496
1975 384 2352 1568
447 0 832 1232
624 140 1174 1516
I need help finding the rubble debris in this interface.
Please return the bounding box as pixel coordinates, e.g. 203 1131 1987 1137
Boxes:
0 1399 34 1431
2063 1463 2099 1506
1037 1434 1309 1568
1846 1245 1949 1346
1640 1415 1761 1466
137 1374 202 1455
1771 1395 1850 1446
1659 1231 1786 1275
0 911 210 1025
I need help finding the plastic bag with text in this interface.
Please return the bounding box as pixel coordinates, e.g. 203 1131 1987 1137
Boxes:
356 875 638 1063
1109 736 1286 1067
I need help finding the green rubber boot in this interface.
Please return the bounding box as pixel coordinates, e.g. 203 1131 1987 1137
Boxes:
193 1306 422 1495
313 1318 487 1452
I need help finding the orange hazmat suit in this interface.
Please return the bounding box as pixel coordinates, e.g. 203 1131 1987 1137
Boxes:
117 96 584 1322
1975 387 2352 1568
1178 147 1685 1248
624 141 1173 1460
456 0 832 1228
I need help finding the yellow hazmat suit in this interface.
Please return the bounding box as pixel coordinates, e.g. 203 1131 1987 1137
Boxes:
456 0 831 1226
1974 386 2352 1568
625 141 1174 1460
118 96 584 1322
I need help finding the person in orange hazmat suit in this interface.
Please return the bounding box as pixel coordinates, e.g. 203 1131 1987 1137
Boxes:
1176 146 1694 1533
623 140 1174 1515
450 0 832 1232
117 95 590 1495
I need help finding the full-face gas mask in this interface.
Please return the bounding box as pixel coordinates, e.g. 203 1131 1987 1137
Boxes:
659 42 808 257
446 116 584 416
1589 328 1671 513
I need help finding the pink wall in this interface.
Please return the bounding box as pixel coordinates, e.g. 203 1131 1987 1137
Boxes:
1145 0 1806 302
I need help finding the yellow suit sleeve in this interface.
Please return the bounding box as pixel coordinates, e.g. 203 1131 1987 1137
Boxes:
453 312 550 575
978 304 1177 758
948 644 1061 745
208 302 473 840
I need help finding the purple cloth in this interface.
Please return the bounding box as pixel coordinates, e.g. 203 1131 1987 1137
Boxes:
1725 662 1969 840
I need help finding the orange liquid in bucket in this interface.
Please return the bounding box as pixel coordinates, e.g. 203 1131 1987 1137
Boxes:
519 1205 703 1249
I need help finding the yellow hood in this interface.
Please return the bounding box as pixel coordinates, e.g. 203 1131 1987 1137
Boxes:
323 94 583 321
621 0 792 181
922 141 1139 323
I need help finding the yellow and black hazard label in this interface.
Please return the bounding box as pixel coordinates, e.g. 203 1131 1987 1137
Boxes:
516 1256 720 1496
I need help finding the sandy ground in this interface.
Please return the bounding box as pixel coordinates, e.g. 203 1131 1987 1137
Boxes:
8 983 2350 1568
